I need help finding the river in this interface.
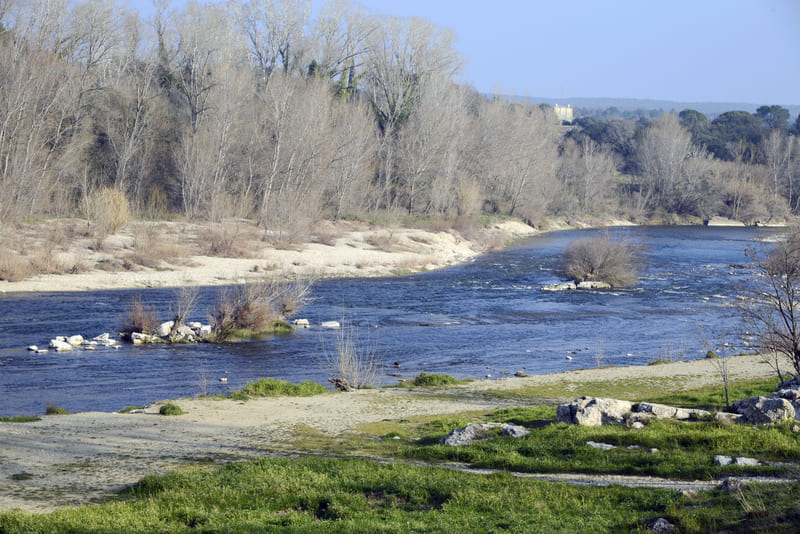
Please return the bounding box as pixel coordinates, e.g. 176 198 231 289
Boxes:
0 225 780 416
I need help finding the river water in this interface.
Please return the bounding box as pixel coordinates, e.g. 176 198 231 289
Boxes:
0 226 779 416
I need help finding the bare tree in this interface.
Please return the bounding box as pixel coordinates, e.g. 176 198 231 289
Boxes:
739 231 800 380
363 15 462 210
558 137 617 214
480 99 559 223
309 0 375 84
235 0 311 84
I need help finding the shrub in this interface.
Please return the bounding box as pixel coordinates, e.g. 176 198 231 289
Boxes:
159 403 184 416
45 406 71 415
562 233 640 287
238 378 326 397
322 322 382 391
210 279 311 341
85 187 130 247
0 248 30 282
119 294 159 336
405 372 467 387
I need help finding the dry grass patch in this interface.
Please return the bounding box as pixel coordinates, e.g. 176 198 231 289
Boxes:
128 222 189 268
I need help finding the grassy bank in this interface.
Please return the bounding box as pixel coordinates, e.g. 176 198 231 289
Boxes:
2 373 799 532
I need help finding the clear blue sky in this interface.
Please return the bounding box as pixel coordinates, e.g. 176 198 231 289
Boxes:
130 0 800 105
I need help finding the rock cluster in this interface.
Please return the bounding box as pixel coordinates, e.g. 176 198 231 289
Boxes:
729 376 800 424
541 281 612 291
29 333 119 353
440 422 531 446
557 397 712 427
129 321 213 344
559 378 800 428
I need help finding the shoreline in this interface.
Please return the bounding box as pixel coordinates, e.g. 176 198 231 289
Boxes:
0 353 778 513
0 215 781 295
1 219 539 294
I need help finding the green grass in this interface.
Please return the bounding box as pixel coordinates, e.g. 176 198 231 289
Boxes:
2 375 799 532
237 378 327 398
403 405 800 480
44 406 71 415
647 377 781 410
158 404 184 416
1 457 798 533
0 415 41 423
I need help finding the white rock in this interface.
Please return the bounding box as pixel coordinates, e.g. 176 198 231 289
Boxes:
199 325 212 337
187 322 202 330
321 321 341 329
93 333 110 342
131 332 154 344
715 455 733 466
292 318 310 327
732 396 795 424
734 457 760 466
557 397 634 426
586 441 616 450
67 335 84 347
27 345 38 351
631 422 645 430
541 282 576 291
35 349 48 354
49 339 72 352
577 281 612 289
157 321 174 337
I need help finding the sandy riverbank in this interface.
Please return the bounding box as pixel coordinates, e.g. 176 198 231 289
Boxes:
0 353 778 513
0 219 538 293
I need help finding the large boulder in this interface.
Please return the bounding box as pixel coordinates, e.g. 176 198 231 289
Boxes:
157 321 174 338
440 423 530 446
557 397 634 426
49 338 72 352
731 396 795 424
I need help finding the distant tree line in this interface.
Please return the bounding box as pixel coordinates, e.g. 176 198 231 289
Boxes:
1 0 798 239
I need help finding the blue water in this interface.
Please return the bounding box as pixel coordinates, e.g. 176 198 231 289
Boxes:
0 226 778 416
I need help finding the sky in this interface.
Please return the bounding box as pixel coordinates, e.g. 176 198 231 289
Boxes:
130 0 800 105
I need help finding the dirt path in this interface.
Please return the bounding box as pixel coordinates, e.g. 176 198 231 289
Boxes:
0 354 779 513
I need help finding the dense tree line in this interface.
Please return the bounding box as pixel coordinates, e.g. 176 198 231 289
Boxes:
1 0 798 239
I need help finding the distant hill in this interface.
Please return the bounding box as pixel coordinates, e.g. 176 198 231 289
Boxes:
503 96 800 120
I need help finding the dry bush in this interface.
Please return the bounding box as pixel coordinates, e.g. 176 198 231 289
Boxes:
562 233 641 287
321 321 382 391
476 232 506 252
170 285 200 328
0 249 31 282
366 231 401 252
129 223 187 268
87 188 130 233
119 294 159 336
451 216 478 239
210 279 313 341
204 223 260 258
86 188 130 248
408 234 433 246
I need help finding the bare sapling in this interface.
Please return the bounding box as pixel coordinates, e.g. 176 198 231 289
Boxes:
321 319 383 391
170 285 200 330
738 230 800 381
119 294 159 337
